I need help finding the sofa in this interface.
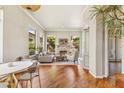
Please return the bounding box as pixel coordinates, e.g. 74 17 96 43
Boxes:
38 54 54 63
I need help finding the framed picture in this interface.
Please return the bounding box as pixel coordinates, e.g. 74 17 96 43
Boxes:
59 38 68 46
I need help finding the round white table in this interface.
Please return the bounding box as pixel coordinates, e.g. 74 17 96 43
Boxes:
0 61 33 88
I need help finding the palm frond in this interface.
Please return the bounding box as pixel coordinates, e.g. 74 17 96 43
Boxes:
90 5 124 38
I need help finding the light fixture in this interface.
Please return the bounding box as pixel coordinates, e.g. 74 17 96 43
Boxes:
21 5 41 12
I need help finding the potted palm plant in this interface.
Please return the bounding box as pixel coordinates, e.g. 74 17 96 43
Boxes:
91 5 124 61
91 5 124 37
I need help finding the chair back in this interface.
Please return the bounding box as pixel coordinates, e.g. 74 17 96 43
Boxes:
16 56 23 61
74 50 79 61
27 62 38 73
0 82 8 88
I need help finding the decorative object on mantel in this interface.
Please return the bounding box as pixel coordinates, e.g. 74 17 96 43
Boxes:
21 5 41 12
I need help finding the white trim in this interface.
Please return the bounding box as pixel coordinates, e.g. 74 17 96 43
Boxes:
104 74 108 78
122 26 124 73
95 76 104 79
89 71 96 78
18 6 46 31
83 66 89 70
89 71 104 79
104 25 109 78
46 28 82 32
122 71 124 74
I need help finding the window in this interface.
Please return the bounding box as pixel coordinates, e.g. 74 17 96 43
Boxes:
28 29 36 55
38 35 43 52
47 35 56 52
71 36 80 51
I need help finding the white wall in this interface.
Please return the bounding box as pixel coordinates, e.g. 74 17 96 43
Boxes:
121 27 124 73
0 9 3 63
3 6 44 62
96 14 104 76
82 6 96 76
89 16 97 76
82 6 105 77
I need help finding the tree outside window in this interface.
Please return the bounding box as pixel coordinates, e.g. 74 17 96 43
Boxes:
72 36 80 51
29 30 36 55
47 35 56 52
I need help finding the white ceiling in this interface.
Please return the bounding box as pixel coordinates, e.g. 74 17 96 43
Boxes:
31 5 87 31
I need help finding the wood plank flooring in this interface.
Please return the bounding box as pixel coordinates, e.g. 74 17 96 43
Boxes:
18 64 124 88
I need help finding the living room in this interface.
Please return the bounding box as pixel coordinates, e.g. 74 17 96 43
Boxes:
0 5 84 88
39 31 81 64
1 5 124 88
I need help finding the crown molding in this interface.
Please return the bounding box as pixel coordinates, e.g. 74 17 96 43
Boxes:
46 27 82 32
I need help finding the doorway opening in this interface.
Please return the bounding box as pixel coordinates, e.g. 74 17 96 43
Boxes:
108 33 122 76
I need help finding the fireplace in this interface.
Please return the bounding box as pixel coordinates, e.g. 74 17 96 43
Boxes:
60 51 67 56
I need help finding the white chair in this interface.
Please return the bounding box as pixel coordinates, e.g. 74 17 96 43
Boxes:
16 62 41 88
0 82 8 88
67 50 79 64
0 75 8 88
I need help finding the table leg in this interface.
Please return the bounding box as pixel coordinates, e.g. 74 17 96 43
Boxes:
6 73 16 88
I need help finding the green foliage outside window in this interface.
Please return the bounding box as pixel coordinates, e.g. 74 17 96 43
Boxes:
73 37 80 50
29 38 36 55
47 35 55 52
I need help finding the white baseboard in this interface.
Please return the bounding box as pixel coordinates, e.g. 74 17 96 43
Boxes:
121 70 124 74
89 71 104 79
95 75 104 79
104 74 109 78
89 71 96 78
83 66 89 70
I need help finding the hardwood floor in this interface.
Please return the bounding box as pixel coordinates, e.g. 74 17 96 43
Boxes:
18 64 124 88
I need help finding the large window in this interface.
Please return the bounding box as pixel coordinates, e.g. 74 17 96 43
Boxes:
71 36 80 51
39 35 43 52
29 29 36 55
47 35 56 52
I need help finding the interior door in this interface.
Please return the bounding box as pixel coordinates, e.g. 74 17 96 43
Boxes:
84 30 89 68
